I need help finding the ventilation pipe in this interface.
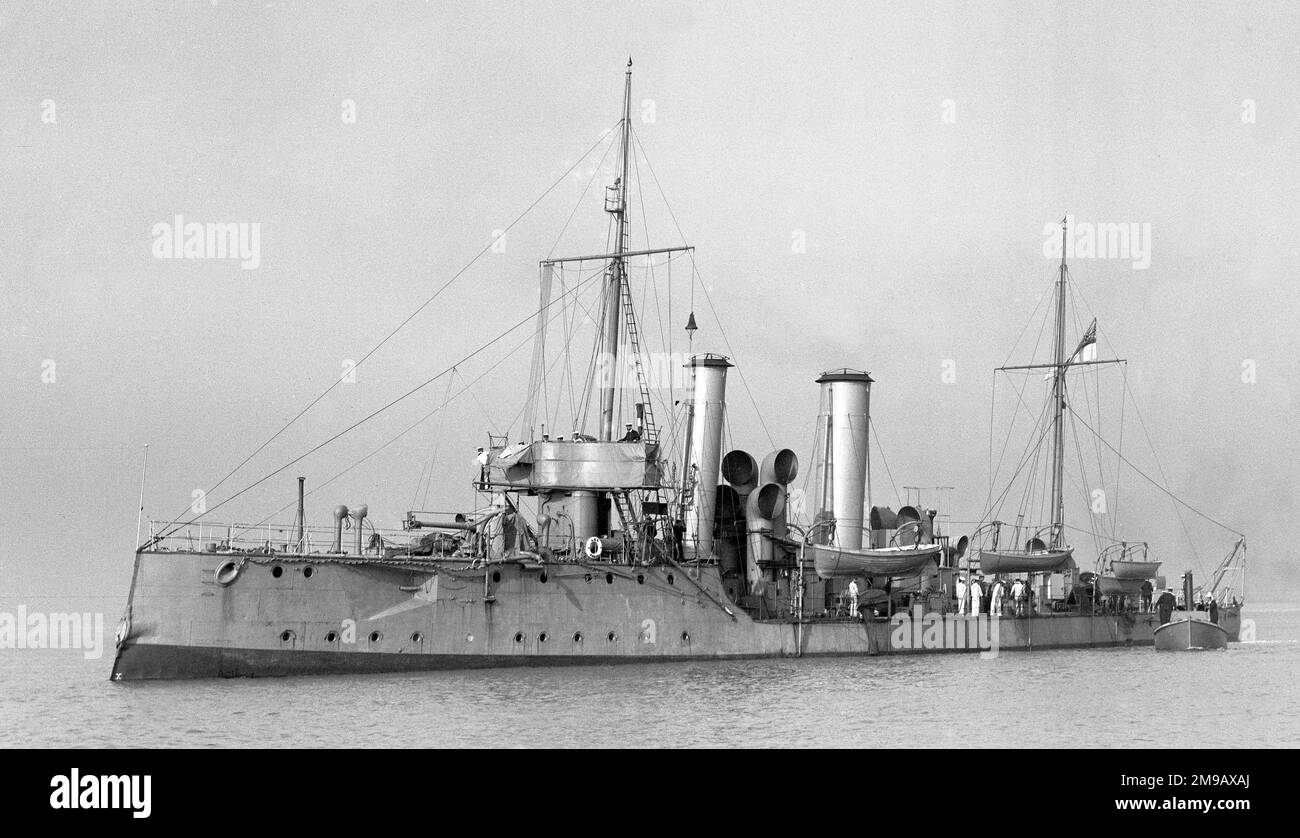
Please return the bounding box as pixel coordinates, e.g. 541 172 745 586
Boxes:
744 483 785 592
759 449 798 541
349 504 369 555
812 369 873 549
331 505 348 553
682 354 731 557
295 476 306 553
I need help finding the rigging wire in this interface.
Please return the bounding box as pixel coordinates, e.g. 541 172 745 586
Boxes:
165 264 610 535
154 124 622 541
868 417 900 507
632 127 776 449
1066 405 1243 539
231 267 609 537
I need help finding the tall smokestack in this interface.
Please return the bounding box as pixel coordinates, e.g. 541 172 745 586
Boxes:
683 354 732 557
813 369 873 549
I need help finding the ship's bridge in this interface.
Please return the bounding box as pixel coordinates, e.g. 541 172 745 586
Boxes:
488 440 662 490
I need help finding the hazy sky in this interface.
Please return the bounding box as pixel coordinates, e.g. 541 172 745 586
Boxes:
2 1 1296 607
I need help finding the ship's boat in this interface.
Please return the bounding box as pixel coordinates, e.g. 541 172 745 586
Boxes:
978 547 1073 574
1099 542 1160 580
810 543 941 579
1110 560 1161 580
1153 616 1228 651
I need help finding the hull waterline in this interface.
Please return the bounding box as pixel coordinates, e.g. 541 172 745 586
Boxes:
110 549 1159 680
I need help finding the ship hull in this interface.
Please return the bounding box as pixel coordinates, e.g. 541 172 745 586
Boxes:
1219 605 1243 641
110 550 1159 680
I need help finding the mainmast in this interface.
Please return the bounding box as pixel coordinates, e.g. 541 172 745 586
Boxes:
598 58 634 441
1049 217 1068 548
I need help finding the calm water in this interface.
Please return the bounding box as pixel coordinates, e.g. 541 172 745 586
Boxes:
2 601 1297 748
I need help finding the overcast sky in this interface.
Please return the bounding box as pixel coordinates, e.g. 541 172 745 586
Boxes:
2 1 1296 606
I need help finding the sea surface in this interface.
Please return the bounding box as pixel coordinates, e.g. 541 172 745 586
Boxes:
2 599 1297 748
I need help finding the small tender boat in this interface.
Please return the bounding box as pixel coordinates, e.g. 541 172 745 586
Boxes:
978 547 1073 574
810 542 942 579
1110 560 1161 580
1154 615 1229 651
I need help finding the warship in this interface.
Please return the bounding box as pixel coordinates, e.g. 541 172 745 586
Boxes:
112 63 1241 680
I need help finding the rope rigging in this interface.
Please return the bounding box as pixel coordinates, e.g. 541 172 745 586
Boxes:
154 122 623 541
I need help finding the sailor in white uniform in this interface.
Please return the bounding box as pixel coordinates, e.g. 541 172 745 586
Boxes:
969 577 984 616
1011 578 1027 617
990 578 1005 616
955 576 968 616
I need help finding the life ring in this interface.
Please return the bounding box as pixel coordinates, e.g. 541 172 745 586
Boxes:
584 536 603 559
215 558 244 586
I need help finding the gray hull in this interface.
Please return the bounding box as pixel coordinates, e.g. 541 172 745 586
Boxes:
110 550 1159 680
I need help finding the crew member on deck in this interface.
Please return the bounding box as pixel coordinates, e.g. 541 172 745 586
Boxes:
955 575 968 616
1155 588 1177 624
619 423 641 442
990 578 1005 616
1207 593 1220 624
1011 578 1027 618
1140 579 1153 612
848 578 860 618
969 576 984 616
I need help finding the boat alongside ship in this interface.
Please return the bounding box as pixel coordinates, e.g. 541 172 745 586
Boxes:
111 64 1242 680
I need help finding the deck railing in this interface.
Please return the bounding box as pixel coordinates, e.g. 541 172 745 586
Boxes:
139 520 427 557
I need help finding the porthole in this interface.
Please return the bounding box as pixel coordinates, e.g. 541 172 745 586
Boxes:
303 566 314 579
492 571 502 583
325 631 338 643
369 631 382 643
584 573 592 584
271 565 284 578
539 572 548 583
411 632 424 643
607 631 617 642
667 573 675 585
636 574 645 585
280 629 295 643
681 631 690 643
573 631 583 642
514 632 524 643
539 632 549 643
605 572 614 584
465 633 474 643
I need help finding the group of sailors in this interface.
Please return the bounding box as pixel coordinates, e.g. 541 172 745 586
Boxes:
954 575 1033 617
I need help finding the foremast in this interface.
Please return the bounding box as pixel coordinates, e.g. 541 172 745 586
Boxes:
598 59 635 442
